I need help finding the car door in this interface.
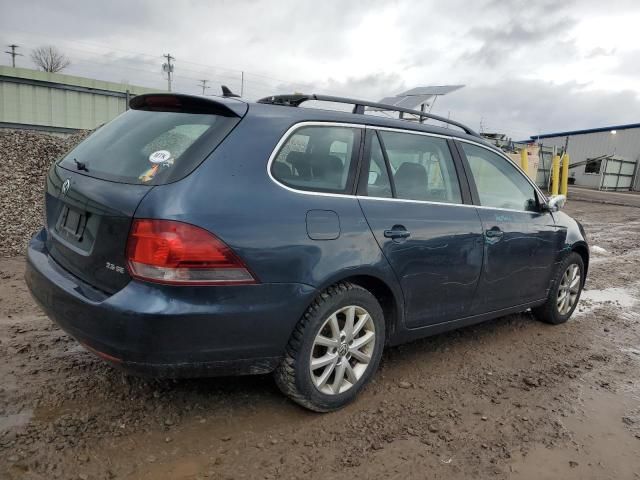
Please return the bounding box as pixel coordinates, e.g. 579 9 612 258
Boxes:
357 129 484 329
456 141 563 314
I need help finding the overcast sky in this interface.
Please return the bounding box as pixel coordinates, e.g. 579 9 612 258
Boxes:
2 0 640 138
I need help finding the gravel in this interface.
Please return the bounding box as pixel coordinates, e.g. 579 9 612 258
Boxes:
0 129 89 257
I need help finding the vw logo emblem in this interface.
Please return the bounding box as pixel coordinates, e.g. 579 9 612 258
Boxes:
61 179 71 196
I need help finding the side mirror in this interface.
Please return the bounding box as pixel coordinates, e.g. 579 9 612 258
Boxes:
546 194 566 212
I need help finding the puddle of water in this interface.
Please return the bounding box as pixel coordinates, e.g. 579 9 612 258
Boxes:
0 409 33 432
581 287 637 307
576 285 638 317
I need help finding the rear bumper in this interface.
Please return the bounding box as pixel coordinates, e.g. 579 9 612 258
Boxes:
25 229 316 377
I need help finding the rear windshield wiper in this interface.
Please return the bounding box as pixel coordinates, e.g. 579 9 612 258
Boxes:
73 159 89 172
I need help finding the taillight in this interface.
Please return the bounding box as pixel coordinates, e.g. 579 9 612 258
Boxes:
126 219 257 285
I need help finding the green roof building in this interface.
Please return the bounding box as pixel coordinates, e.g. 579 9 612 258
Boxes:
0 66 162 133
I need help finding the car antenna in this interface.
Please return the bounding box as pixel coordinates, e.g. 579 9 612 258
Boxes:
221 85 241 98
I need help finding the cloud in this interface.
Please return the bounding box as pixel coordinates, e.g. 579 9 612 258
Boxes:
586 47 617 58
313 75 640 137
2 0 640 138
439 80 640 138
612 50 640 77
461 16 578 67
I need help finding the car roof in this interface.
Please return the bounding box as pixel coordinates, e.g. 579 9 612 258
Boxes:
243 100 494 148
133 93 497 152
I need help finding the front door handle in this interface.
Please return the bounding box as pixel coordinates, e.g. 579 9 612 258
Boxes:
384 226 411 239
485 226 504 238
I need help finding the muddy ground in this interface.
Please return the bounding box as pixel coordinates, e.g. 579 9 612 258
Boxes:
1 200 639 480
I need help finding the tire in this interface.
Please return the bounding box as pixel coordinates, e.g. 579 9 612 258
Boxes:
274 282 385 412
532 252 585 325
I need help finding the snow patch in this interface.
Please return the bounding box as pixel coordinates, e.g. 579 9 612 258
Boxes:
590 246 608 255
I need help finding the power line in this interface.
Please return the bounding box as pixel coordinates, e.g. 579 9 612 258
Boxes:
162 53 174 92
5 29 322 93
197 79 210 95
2 31 406 104
4 44 23 68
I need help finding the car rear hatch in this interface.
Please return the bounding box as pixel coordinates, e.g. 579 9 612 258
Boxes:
44 93 247 294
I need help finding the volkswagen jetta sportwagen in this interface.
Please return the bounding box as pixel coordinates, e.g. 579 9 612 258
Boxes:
26 92 588 411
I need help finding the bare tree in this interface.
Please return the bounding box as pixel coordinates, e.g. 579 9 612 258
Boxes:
30 46 71 73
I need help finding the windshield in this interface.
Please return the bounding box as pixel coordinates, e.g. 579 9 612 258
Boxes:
58 109 239 185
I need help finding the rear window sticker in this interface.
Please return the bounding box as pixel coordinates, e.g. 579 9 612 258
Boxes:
149 150 172 164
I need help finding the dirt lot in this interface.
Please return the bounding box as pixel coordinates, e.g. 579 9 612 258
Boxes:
1 200 639 480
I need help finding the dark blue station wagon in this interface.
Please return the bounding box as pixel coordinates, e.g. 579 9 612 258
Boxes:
26 93 588 411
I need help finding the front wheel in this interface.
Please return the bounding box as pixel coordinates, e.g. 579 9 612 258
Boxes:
275 282 385 412
533 252 585 325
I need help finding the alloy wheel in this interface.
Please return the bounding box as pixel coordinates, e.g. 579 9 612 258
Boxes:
309 305 376 395
557 264 581 315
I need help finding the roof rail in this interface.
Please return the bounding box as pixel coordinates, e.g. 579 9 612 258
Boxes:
257 93 480 137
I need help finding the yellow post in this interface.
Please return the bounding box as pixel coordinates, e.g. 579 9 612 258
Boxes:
551 155 560 195
520 148 529 177
560 153 570 197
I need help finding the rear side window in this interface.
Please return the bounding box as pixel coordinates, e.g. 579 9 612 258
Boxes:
271 126 359 193
58 109 239 185
379 131 462 203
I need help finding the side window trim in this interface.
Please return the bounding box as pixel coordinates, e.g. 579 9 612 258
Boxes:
351 125 367 196
451 140 480 205
266 122 546 210
446 138 473 205
375 130 397 198
455 139 548 212
355 128 373 196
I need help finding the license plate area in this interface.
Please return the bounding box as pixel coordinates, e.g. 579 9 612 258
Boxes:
56 206 88 242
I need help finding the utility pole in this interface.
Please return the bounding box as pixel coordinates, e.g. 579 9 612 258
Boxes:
198 79 210 95
5 44 23 68
162 53 175 92
240 71 244 97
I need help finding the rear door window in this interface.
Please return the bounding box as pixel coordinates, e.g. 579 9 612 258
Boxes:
58 109 239 185
271 126 360 193
378 131 462 203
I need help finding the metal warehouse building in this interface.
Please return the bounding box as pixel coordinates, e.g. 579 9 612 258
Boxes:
0 66 161 133
532 123 640 191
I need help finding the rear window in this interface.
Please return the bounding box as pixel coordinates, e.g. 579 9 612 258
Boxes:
271 126 360 193
58 109 239 185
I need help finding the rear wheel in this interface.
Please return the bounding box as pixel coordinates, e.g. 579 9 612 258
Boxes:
533 252 584 325
275 282 385 412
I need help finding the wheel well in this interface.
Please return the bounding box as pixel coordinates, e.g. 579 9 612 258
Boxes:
339 275 399 341
572 244 589 281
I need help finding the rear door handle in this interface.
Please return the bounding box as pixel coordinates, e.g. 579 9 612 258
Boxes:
384 226 411 239
485 227 503 238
